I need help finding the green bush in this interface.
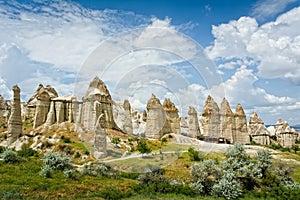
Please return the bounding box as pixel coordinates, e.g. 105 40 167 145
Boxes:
2 149 19 164
2 191 22 200
39 165 52 178
42 151 72 170
17 146 38 158
63 169 76 179
188 147 203 161
99 187 132 200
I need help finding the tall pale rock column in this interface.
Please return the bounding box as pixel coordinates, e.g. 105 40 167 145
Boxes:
33 93 51 128
81 76 119 131
201 95 220 139
233 104 250 144
219 98 234 143
7 85 22 144
45 101 55 126
162 98 180 134
248 112 270 145
123 99 133 134
94 115 107 159
145 94 166 139
188 106 201 138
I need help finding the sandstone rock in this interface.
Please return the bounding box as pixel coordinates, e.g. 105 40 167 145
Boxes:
93 114 107 159
233 104 250 144
45 101 55 126
81 76 119 131
188 106 201 138
201 95 220 139
123 100 133 134
162 98 180 134
131 109 146 135
219 98 234 143
145 94 166 139
7 85 22 145
274 119 298 148
248 112 270 145
180 117 189 136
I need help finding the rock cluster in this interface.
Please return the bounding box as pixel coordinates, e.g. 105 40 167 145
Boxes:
219 98 234 143
248 112 270 145
7 85 22 145
145 94 166 139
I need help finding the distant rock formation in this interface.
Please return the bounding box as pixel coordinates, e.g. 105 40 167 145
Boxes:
145 94 166 139
81 76 119 131
162 98 180 134
93 114 107 159
219 98 234 143
274 119 298 148
0 94 10 120
122 100 133 134
131 109 146 135
201 95 220 140
187 106 201 138
233 104 250 144
7 85 22 145
248 112 270 145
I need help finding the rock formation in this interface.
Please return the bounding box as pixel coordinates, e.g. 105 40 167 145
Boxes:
131 109 146 135
201 95 220 141
248 112 270 145
233 104 250 144
81 76 119 131
122 100 133 134
187 106 201 138
93 114 107 159
274 119 298 148
145 94 166 139
162 98 180 134
219 98 234 143
7 85 22 144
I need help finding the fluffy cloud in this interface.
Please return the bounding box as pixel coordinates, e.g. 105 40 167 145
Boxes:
206 7 300 85
251 0 297 21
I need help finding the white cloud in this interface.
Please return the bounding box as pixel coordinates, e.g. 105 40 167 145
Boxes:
206 7 300 85
251 0 297 21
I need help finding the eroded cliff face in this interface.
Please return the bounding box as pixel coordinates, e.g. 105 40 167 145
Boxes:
81 76 119 131
201 95 220 139
112 100 133 134
145 94 166 139
7 85 22 145
248 112 270 145
162 98 180 134
273 119 298 148
233 104 250 144
219 98 234 143
187 106 201 138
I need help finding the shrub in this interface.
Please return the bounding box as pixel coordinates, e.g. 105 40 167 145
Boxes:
43 151 72 170
63 137 71 143
94 163 112 176
2 191 22 200
17 146 38 158
99 187 132 200
63 169 76 179
39 165 52 178
111 137 121 147
2 149 19 164
137 139 152 156
188 147 203 161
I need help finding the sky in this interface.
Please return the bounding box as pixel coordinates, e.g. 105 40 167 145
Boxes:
0 0 300 125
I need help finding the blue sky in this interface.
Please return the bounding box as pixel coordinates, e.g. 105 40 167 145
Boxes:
0 0 300 125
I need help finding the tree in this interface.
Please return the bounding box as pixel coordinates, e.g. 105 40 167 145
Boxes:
111 137 121 148
137 140 152 157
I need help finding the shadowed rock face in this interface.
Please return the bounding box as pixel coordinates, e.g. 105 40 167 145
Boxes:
7 85 22 144
81 76 119 131
201 95 220 138
188 106 200 138
122 99 133 134
93 114 107 159
233 104 250 144
248 112 270 145
219 98 234 143
162 98 180 134
275 119 298 148
145 94 166 139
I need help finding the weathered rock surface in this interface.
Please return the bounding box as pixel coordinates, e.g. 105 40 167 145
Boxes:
274 119 298 148
219 98 234 143
162 98 180 134
131 109 146 135
201 95 220 139
81 76 118 131
93 115 107 159
145 94 166 139
248 112 270 145
187 106 200 138
7 85 22 145
112 100 133 134
233 104 250 144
